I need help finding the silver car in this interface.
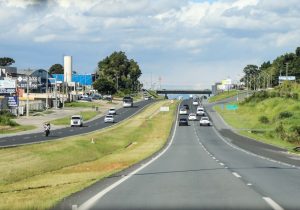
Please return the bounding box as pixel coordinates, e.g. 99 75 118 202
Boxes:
104 115 114 123
199 117 211 126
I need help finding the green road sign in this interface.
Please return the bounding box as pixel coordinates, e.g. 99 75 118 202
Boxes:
226 104 238 110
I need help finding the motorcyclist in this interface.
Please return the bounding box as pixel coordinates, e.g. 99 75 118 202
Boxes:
44 122 51 136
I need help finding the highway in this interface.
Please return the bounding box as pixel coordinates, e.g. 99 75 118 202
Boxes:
56 99 300 210
0 100 153 147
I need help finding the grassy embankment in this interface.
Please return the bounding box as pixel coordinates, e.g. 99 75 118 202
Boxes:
214 83 300 151
0 100 178 210
209 90 239 103
0 111 36 134
50 111 99 125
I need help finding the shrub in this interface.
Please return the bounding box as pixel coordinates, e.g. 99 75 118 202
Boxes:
259 116 269 124
278 111 293 119
292 93 299 100
275 122 285 139
290 125 300 136
269 92 277 98
0 115 18 126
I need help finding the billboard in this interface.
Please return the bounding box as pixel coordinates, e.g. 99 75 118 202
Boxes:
279 76 296 81
17 76 39 89
0 79 16 93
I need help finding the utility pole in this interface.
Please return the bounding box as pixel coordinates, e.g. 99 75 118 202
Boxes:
286 62 289 77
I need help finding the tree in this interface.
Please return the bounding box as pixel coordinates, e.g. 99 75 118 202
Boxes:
0 57 15 66
95 51 142 94
93 77 116 94
296 47 300 57
49 64 64 74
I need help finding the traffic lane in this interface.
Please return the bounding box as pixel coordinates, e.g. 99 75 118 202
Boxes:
0 100 153 147
86 111 271 210
195 124 300 210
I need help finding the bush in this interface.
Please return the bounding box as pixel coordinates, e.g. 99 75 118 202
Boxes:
278 111 293 119
0 115 18 126
292 92 299 100
275 122 285 139
259 116 269 124
290 125 300 136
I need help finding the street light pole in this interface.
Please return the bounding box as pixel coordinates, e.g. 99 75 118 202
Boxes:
46 71 48 109
26 75 29 117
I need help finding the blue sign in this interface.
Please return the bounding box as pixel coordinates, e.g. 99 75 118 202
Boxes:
226 104 238 110
7 96 19 108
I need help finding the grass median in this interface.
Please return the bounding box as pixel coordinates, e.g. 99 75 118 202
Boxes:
64 101 102 108
0 125 36 135
0 100 178 210
50 111 99 125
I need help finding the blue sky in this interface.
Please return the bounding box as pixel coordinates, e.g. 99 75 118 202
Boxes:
0 0 300 89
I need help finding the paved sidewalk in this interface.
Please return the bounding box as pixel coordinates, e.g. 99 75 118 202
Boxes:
0 100 123 138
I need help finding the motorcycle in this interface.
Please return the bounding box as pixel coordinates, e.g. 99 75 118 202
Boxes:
44 123 51 137
45 129 50 137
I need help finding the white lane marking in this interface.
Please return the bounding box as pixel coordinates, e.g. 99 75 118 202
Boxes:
232 172 241 178
77 106 180 210
212 157 216 160
263 197 285 210
247 183 252 186
219 163 224 166
212 127 300 170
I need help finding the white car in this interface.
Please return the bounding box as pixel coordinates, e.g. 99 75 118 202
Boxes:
104 115 114 123
196 107 205 116
200 117 211 126
193 101 199 106
188 113 197 121
108 108 116 115
70 115 83 127
179 108 188 115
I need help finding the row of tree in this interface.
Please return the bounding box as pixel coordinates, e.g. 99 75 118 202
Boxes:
241 47 300 89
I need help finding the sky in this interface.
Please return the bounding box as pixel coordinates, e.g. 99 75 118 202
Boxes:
0 0 300 89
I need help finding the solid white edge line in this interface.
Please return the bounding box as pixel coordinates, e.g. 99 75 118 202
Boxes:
263 197 285 210
77 105 180 210
232 172 241 178
211 127 300 170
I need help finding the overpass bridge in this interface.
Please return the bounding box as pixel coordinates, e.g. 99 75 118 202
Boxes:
156 89 212 96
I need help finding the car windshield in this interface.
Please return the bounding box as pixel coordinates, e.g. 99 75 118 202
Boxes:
72 117 81 120
106 115 113 118
201 117 209 120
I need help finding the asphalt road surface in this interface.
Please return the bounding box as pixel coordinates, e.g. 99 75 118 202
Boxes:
56 99 300 210
0 100 153 147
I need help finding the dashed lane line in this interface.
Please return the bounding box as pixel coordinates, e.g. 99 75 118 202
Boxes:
232 172 241 178
263 197 285 210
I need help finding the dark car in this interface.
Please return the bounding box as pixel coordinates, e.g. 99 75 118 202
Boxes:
183 104 189 110
179 118 188 126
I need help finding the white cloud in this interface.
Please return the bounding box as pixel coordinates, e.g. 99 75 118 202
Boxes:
0 0 300 88
34 34 57 42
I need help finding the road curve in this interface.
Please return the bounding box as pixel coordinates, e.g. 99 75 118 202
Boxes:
55 99 300 210
0 100 153 148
